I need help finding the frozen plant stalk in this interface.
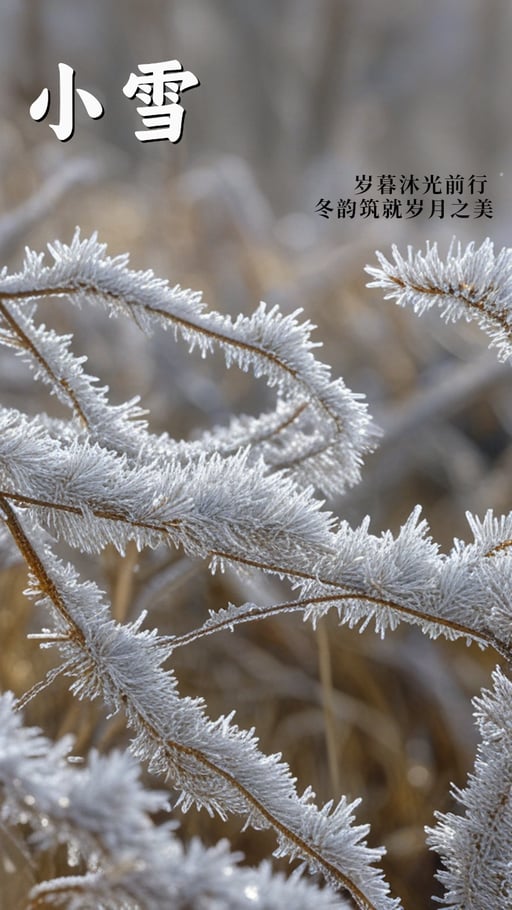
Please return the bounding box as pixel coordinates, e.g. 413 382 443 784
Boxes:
0 231 511 908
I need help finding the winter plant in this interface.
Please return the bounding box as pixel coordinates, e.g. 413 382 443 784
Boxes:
0 231 511 908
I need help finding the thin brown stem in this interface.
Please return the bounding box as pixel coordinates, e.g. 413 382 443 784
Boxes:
0 281 343 432
138 703 380 910
111 540 138 622
388 274 512 342
0 498 85 646
3 501 380 910
485 539 512 557
207 400 311 456
2 481 506 660
317 618 341 795
0 488 182 536
14 663 67 712
171 571 512 664
0 302 88 426
1 275 341 477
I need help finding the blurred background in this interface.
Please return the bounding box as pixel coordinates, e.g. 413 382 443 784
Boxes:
1 2 512 907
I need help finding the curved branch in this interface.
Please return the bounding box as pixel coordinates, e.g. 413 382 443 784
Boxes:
166 590 512 664
3 501 396 910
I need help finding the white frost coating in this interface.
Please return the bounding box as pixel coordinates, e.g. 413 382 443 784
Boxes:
0 229 376 496
366 238 512 361
427 668 512 910
4 231 512 907
0 694 353 909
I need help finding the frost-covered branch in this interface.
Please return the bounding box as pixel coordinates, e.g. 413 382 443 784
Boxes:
0 692 352 910
2 406 511 661
427 667 512 909
366 238 512 361
1 500 398 910
3 403 512 682
0 231 376 495
167 507 512 662
5 229 512 909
